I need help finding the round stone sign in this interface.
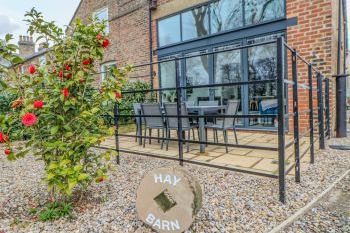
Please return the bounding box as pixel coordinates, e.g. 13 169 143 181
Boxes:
136 167 202 233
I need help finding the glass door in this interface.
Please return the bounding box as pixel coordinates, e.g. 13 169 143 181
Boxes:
213 43 243 125
184 50 210 105
247 34 280 128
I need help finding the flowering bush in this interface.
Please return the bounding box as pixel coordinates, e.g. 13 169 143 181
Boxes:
0 9 131 198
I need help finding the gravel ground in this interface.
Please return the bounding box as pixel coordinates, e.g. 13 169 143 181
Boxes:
283 174 350 233
0 136 349 233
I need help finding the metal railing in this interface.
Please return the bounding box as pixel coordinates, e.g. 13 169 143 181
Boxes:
96 37 332 203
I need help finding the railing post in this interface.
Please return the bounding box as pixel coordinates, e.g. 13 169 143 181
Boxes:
114 103 120 165
277 37 286 203
175 58 184 166
292 50 300 183
308 65 315 164
325 79 331 139
317 73 326 149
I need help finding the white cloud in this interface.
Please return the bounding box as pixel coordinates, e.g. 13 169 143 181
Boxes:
0 14 20 36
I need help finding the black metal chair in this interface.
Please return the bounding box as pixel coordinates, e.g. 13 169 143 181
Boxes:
205 100 240 153
141 103 165 149
164 103 199 152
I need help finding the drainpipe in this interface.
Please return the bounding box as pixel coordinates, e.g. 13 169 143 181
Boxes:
335 0 347 137
148 0 157 89
343 0 348 74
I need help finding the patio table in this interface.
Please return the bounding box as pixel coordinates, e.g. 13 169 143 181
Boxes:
135 105 225 153
187 106 225 153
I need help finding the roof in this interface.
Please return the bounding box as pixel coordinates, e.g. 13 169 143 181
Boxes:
68 0 83 28
23 48 49 61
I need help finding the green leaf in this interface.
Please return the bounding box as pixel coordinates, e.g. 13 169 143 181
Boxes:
59 159 71 167
5 34 13 42
11 56 23 64
47 173 55 180
50 126 59 135
74 164 83 171
48 163 59 170
77 173 89 181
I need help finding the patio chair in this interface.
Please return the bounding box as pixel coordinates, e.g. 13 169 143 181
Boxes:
141 103 165 149
164 103 199 152
205 100 240 153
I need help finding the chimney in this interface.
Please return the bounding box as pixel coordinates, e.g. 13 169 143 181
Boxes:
18 35 35 58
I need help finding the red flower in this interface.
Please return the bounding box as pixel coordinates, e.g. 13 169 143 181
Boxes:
63 88 69 98
0 132 9 143
34 100 44 109
82 58 92 65
96 34 102 40
102 39 110 48
22 113 38 127
115 91 122 100
58 70 63 78
28 64 36 74
65 64 71 71
66 73 72 79
4 149 11 155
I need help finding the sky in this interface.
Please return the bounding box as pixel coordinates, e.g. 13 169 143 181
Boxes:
0 0 81 43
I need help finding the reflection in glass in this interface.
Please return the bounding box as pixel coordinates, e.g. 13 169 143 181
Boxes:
248 41 277 127
158 15 181 47
214 44 243 124
185 51 209 104
182 6 209 41
211 0 243 33
245 0 285 25
160 59 179 102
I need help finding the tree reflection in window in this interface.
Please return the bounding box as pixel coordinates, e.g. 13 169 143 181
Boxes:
211 0 243 33
245 0 285 25
182 6 209 41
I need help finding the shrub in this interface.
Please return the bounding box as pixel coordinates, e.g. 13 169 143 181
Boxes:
0 9 131 199
118 80 153 123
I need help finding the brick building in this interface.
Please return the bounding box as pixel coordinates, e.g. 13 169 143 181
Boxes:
16 36 48 74
46 0 350 132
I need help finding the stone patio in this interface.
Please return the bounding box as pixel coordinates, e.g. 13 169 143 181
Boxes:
101 129 319 176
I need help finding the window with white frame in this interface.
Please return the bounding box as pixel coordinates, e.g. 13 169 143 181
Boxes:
100 61 117 82
39 56 46 66
93 7 109 34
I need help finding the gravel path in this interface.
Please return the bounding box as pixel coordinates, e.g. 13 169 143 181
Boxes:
283 174 350 233
0 136 349 233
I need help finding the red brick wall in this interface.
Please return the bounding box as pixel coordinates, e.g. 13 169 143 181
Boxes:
286 0 338 135
70 0 151 84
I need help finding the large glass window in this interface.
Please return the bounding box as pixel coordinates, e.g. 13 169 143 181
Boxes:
182 6 210 41
157 0 285 47
211 0 243 34
93 8 109 34
185 51 210 104
214 44 243 124
245 0 285 25
247 35 278 127
101 61 117 83
158 15 181 47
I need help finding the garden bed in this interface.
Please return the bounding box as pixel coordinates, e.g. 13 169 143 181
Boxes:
0 136 349 233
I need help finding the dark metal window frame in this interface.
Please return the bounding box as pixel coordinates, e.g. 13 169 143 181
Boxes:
158 30 289 130
156 0 287 49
